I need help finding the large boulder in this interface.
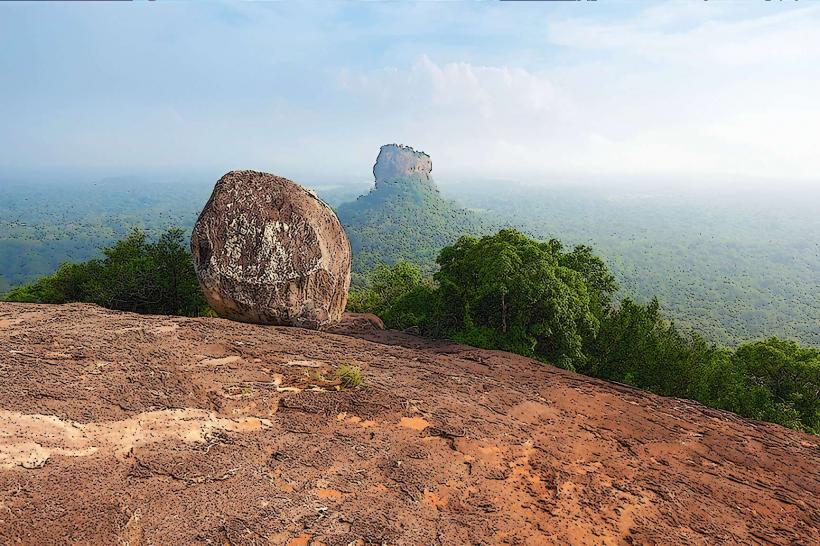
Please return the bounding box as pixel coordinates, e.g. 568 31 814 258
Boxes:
191 170 351 329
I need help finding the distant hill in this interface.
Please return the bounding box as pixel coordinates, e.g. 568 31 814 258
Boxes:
335 144 498 278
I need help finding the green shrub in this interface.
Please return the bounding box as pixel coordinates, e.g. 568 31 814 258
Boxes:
336 364 363 389
432 228 615 371
4 228 208 317
347 260 436 331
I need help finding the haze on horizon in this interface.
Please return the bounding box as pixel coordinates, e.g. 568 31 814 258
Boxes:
1 1 819 190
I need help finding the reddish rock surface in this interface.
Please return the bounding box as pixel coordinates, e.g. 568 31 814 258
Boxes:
0 302 818 545
191 170 351 329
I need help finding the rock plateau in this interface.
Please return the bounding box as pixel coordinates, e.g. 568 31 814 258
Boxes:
0 302 817 545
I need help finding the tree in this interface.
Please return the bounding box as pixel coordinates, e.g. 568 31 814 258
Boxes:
344 230 817 433
148 228 206 316
560 243 618 319
4 228 208 317
347 260 435 330
586 297 715 395
731 338 819 432
434 229 604 370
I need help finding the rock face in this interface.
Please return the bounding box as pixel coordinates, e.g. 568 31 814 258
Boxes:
191 170 351 329
2 302 819 545
373 143 434 188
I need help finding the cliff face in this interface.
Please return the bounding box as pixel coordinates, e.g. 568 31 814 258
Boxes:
0 302 818 545
372 143 434 189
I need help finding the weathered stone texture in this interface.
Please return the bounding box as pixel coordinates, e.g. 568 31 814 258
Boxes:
191 170 351 329
373 143 433 187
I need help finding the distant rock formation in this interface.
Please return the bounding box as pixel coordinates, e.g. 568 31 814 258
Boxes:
336 144 498 274
373 143 435 189
191 170 351 329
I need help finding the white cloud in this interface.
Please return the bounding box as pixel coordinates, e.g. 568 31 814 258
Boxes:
3 1 819 186
339 56 565 121
549 4 820 67
336 4 820 184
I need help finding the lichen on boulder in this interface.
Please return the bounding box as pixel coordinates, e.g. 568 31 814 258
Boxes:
191 170 351 329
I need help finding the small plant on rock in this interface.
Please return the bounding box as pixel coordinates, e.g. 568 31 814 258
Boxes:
336 364 363 389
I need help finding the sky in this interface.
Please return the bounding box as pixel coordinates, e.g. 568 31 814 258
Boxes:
1 1 819 188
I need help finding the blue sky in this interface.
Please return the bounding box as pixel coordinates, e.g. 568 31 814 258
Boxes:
1 1 818 186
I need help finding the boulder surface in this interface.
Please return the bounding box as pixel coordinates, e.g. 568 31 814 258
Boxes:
191 170 351 328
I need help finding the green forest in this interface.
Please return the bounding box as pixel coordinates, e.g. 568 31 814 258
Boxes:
0 177 211 294
2 175 818 347
446 182 820 348
335 176 819 347
4 228 207 316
